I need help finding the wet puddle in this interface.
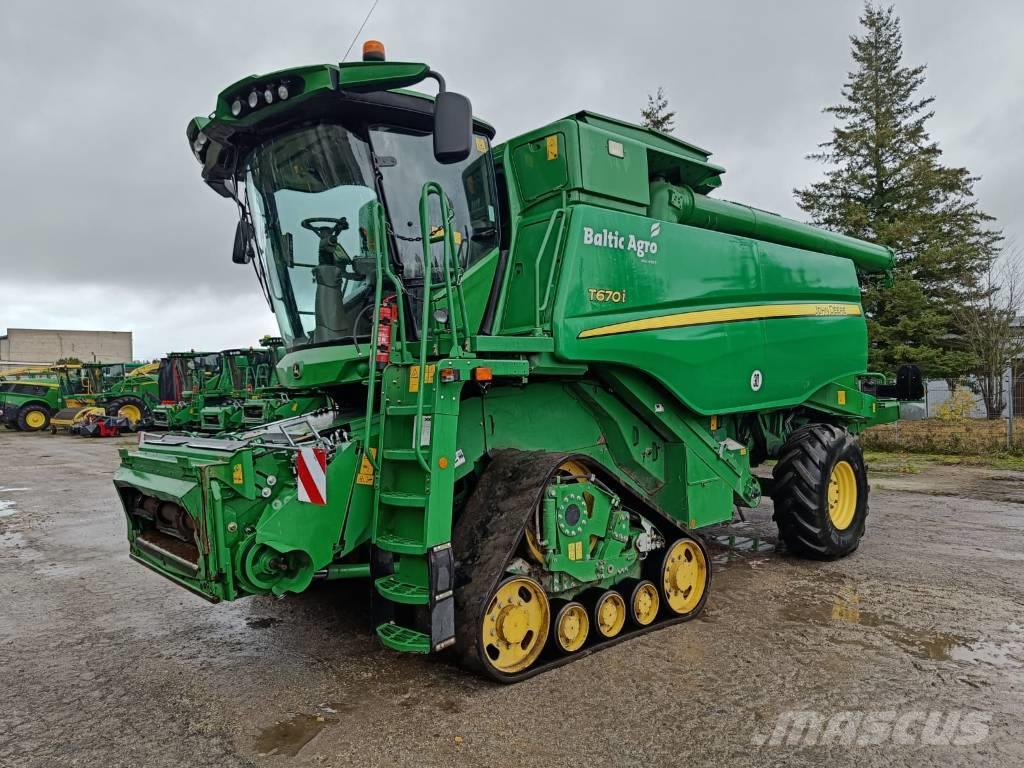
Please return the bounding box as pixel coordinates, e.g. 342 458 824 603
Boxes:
785 589 1024 667
254 711 339 757
709 530 775 568
0 500 16 517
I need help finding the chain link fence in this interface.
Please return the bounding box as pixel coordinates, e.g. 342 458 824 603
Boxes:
863 367 1024 453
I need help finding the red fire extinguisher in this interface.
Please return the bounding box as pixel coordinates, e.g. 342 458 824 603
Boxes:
376 295 397 369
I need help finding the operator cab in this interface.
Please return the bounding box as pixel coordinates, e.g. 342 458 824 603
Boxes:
195 42 500 355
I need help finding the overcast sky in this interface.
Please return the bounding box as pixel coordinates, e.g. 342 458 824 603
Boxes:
1 0 1020 359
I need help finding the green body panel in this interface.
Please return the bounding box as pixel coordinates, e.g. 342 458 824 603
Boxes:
0 379 61 425
546 205 867 415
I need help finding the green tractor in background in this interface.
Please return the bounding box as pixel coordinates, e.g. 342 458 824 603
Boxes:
115 43 923 681
198 342 330 432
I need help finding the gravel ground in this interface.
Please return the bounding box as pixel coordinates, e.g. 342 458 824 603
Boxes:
1 430 1021 767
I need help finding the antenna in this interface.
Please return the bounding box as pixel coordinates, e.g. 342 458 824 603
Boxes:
341 0 382 63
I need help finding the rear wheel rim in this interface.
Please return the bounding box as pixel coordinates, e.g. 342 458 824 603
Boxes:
118 403 143 423
827 460 857 530
481 577 550 674
24 410 46 429
661 539 707 615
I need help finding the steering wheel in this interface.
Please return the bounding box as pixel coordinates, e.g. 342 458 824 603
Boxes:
300 217 349 238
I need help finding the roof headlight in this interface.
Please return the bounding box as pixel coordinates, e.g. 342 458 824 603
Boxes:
247 90 260 109
263 87 274 104
277 83 289 100
230 99 243 117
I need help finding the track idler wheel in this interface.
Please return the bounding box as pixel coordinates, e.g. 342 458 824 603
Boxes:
658 537 710 618
480 577 550 674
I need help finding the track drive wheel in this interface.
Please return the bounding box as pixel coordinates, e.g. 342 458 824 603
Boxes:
107 396 148 427
659 537 710 618
550 600 589 654
18 406 50 432
771 424 868 560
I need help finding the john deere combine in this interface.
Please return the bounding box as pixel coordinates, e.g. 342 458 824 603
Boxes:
114 43 921 681
198 344 329 432
150 351 224 429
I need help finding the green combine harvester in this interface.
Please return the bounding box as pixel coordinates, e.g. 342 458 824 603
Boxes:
198 343 330 432
150 351 225 429
115 42 921 681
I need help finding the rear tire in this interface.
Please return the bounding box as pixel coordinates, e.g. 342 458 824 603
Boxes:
106 396 149 428
17 405 51 432
772 424 868 560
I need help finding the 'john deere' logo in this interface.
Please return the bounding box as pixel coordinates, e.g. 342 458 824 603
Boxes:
292 363 302 379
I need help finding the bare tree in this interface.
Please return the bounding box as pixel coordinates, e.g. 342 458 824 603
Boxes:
954 246 1024 418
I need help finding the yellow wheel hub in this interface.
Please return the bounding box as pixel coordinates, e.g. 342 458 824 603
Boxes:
594 591 626 638
554 602 589 653
632 581 660 626
481 577 549 674
661 539 707 615
118 403 143 424
827 460 858 530
24 410 46 429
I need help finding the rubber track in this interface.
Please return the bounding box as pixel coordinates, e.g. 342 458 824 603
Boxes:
453 448 710 684
772 423 866 559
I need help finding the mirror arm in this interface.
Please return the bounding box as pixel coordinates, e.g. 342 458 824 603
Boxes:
425 70 447 93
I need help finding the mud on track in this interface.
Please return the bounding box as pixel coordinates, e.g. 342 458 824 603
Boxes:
1 431 1021 767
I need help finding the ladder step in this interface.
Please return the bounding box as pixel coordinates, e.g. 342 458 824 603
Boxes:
375 575 429 605
382 448 420 462
386 404 433 416
375 532 428 554
376 622 430 654
379 491 427 508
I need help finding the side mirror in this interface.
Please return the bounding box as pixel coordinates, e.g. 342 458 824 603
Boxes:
232 219 253 264
433 91 473 164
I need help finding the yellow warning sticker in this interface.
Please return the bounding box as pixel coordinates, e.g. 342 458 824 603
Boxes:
475 136 488 153
545 135 558 161
408 364 436 393
232 463 243 485
837 390 847 406
425 364 436 384
356 448 377 486
568 541 583 561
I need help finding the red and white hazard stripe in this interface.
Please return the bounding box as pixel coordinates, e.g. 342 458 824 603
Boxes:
296 446 327 505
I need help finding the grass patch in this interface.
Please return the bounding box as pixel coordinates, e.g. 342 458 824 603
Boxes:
863 449 1024 472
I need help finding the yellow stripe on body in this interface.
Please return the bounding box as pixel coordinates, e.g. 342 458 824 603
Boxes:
577 302 862 339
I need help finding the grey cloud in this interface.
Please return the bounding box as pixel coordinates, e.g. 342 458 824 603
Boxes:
1 0 1020 355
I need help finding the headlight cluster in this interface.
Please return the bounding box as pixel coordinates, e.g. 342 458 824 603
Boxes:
229 80 296 117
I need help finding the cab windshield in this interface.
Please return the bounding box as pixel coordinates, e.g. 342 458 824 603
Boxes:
245 121 499 349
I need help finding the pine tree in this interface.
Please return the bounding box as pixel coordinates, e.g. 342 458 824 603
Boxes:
796 3 1000 378
641 87 675 134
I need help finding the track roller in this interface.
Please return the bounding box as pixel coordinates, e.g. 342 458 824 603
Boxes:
622 579 660 626
550 599 589 654
590 590 627 639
